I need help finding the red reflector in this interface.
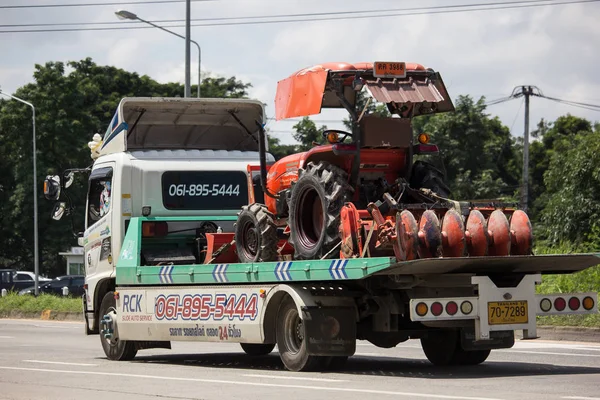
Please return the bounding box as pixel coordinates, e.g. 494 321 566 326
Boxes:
554 297 566 311
568 297 581 311
413 144 439 154
142 221 169 237
431 302 443 316
83 284 88 290
446 301 458 315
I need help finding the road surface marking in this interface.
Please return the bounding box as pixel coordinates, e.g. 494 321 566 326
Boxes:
500 350 600 358
0 366 504 400
243 374 346 382
23 360 97 367
562 397 600 400
0 336 14 339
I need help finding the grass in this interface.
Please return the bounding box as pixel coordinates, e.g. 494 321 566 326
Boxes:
0 292 82 315
534 243 600 327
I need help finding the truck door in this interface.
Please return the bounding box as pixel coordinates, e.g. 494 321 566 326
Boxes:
84 163 116 277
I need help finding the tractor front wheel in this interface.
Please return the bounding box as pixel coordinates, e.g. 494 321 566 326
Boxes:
235 203 279 263
288 161 352 260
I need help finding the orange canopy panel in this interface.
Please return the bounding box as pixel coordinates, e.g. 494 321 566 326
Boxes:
274 62 427 121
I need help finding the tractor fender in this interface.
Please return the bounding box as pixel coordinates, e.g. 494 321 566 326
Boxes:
259 284 357 343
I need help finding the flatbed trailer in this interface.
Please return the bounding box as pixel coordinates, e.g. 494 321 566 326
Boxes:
101 215 599 371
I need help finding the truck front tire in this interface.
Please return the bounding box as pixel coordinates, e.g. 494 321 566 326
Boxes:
99 291 137 361
240 343 275 356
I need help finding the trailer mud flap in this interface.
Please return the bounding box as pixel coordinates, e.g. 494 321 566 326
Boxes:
301 306 356 356
461 328 514 351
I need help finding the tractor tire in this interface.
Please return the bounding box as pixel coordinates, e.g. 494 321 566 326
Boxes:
288 161 353 260
276 296 325 372
240 343 275 356
234 203 279 263
410 160 451 199
99 291 137 361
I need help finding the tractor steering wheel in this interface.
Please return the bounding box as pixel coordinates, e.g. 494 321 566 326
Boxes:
322 129 352 144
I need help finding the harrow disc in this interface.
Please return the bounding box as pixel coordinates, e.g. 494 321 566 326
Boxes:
418 210 442 258
487 210 511 256
396 210 419 261
465 210 489 256
441 209 466 257
510 210 533 255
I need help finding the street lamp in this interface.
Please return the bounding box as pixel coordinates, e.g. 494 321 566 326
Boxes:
0 89 40 296
115 9 201 98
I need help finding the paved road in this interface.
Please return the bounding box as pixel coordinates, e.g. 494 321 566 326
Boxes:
1 319 599 400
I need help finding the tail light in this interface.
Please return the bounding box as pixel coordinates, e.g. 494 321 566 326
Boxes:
446 301 458 315
554 297 566 311
431 302 443 316
583 296 595 311
142 221 169 237
568 297 581 311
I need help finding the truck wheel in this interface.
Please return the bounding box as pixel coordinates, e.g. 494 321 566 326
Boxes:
235 203 279 263
453 348 491 365
420 329 459 366
99 291 137 361
322 356 349 371
276 296 323 371
288 161 353 260
240 343 275 356
410 160 451 198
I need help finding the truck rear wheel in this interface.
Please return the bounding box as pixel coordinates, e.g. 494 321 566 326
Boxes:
420 329 491 366
99 291 137 361
240 343 275 356
276 296 324 371
288 161 352 260
235 203 279 263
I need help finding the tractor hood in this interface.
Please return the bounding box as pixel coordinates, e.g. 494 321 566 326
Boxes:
96 97 266 157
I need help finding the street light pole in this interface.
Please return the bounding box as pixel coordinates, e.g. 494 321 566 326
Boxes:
185 0 191 98
0 89 39 296
115 10 201 97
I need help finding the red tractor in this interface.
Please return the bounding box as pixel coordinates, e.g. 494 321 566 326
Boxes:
234 61 532 263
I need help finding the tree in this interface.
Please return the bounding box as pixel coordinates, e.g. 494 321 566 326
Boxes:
292 117 328 151
538 120 599 247
267 135 297 160
0 58 253 276
411 95 520 201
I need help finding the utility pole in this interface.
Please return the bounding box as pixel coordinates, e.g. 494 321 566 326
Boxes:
184 0 191 98
521 85 533 212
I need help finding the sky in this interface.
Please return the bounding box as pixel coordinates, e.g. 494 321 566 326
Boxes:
0 0 599 145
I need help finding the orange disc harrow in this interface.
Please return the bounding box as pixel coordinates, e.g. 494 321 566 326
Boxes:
487 210 511 256
418 210 442 258
465 210 489 256
396 210 419 261
441 209 466 257
510 210 533 255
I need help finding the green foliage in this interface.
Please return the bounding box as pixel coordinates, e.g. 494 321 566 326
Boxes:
412 95 520 201
267 135 298 160
538 127 600 247
291 117 328 151
0 292 82 314
0 58 252 277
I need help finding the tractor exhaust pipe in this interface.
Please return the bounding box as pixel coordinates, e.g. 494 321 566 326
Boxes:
255 120 279 199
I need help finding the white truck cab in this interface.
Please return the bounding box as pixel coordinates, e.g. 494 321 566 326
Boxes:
44 97 273 334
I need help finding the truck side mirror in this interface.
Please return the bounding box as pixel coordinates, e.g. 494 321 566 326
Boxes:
51 202 66 221
43 175 61 201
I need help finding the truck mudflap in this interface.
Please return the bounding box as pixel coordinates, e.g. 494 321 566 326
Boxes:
377 253 600 276
301 306 356 356
409 274 598 341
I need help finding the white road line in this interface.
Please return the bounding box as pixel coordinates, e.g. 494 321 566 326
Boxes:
0 336 15 339
0 366 504 400
23 360 97 367
499 350 600 358
243 374 346 382
562 397 600 400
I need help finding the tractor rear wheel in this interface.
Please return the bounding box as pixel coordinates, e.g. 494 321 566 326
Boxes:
288 161 353 260
235 203 279 263
410 160 451 199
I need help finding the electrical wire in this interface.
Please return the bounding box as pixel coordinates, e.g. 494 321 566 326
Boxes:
0 0 574 27
1 0 598 33
537 94 600 112
0 0 213 10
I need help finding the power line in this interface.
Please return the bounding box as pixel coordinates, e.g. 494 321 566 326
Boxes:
1 0 597 33
0 0 570 27
0 0 214 10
